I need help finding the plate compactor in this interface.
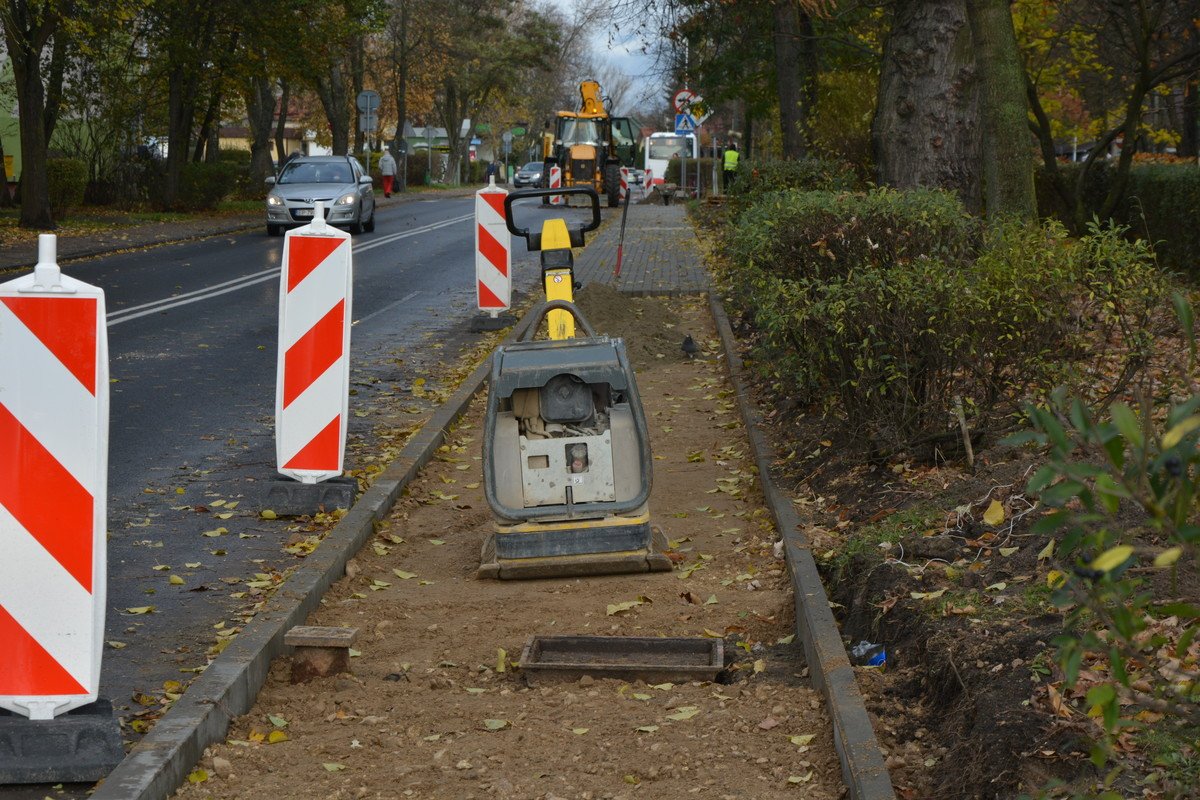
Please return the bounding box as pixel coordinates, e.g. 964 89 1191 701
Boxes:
478 187 672 579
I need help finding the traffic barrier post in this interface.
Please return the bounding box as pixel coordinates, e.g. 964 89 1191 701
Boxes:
549 165 563 206
275 202 353 485
475 176 511 317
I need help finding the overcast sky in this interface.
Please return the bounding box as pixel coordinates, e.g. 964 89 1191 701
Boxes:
541 0 668 110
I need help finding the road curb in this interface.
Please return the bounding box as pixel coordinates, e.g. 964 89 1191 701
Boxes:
708 295 898 800
91 310 536 800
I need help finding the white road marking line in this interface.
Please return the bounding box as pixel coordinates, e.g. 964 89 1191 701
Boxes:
104 213 472 327
352 291 421 326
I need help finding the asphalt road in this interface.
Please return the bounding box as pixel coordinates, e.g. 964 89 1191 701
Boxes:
2 193 607 798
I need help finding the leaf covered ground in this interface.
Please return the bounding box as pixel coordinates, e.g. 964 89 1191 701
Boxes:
171 295 848 800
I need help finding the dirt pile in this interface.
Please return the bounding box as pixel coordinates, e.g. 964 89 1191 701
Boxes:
573 282 690 369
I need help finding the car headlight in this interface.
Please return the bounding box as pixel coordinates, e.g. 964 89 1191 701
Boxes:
335 193 357 206
267 194 283 206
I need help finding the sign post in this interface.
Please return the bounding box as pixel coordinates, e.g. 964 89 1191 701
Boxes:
356 90 380 153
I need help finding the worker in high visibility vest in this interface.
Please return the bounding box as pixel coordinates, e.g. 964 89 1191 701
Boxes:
723 143 739 191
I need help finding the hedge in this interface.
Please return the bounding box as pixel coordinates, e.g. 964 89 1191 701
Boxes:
1036 162 1200 275
46 158 88 213
718 187 1166 457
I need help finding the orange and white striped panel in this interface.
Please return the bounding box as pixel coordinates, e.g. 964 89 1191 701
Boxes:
475 182 511 312
0 237 109 720
549 165 563 206
275 215 353 484
619 167 630 203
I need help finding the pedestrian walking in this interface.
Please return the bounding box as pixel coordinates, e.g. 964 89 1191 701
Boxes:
723 143 739 191
379 148 397 197
485 161 497 183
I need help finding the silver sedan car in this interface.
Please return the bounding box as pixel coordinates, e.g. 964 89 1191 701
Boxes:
265 155 376 236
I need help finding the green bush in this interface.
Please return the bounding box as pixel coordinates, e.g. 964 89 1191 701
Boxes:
718 187 1166 456
663 157 716 187
177 161 240 210
1035 162 1200 275
726 157 858 210
46 158 87 213
727 187 977 283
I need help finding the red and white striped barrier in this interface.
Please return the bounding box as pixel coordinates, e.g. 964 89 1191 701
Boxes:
275 203 353 484
619 167 630 203
475 177 511 315
0 235 108 720
548 165 563 205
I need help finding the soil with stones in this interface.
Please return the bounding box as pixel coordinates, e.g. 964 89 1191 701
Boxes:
172 296 847 800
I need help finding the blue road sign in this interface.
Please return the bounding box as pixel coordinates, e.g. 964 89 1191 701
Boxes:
674 114 696 135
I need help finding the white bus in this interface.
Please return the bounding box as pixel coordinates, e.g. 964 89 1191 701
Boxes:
643 132 698 187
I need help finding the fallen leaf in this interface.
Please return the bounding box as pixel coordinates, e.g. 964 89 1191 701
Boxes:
267 730 288 743
910 588 947 600
666 706 700 721
789 733 816 747
428 539 446 546
496 647 507 673
984 582 1007 592
983 500 1005 526
186 768 208 784
322 763 346 772
393 570 417 580
787 772 813 784
607 598 646 616
169 575 184 585
125 606 155 615
635 725 659 733
260 510 278 520
753 659 766 674
999 547 1019 557
704 594 719 605
483 719 509 731
572 727 589 735
1038 540 1055 560
268 714 288 728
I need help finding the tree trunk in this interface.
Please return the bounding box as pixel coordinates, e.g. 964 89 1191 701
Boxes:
351 39 365 156
0 136 12 208
245 72 276 185
43 32 68 146
965 0 1035 221
391 1 410 190
771 0 808 158
4 3 56 229
315 61 350 155
163 65 199 208
873 0 981 213
275 79 292 162
1181 75 1199 159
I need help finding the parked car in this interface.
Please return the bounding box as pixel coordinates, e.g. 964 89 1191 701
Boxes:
265 155 376 236
513 161 544 188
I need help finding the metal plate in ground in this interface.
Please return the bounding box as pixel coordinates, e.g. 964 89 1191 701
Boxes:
519 635 723 685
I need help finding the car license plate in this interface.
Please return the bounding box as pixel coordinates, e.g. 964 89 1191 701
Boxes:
295 209 313 218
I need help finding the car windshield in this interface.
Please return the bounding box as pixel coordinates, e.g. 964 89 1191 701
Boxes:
522 162 542 171
559 119 600 145
279 161 352 184
649 138 691 159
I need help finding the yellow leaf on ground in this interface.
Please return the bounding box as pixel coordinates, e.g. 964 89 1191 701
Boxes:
393 570 417 580
666 706 700 721
496 648 507 673
572 727 589 735
983 500 1005 526
483 719 509 731
1038 540 1055 560
267 730 288 743
789 733 816 747
1047 570 1067 588
260 509 277 520
125 606 155 615
186 768 208 784
168 575 184 585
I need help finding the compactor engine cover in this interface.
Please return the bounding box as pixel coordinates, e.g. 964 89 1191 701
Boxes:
480 332 670 579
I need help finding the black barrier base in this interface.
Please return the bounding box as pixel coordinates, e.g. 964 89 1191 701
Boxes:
469 313 517 332
0 699 124 784
260 475 357 517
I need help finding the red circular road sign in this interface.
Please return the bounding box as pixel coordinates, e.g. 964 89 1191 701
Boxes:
673 88 696 113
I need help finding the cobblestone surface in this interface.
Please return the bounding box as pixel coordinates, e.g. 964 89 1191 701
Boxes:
574 201 709 296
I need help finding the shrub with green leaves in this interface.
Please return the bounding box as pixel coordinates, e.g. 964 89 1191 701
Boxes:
717 187 1167 456
1011 298 1200 792
46 157 88 214
177 161 240 211
725 157 858 212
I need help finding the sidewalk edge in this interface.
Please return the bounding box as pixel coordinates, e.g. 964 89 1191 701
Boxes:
90 311 534 800
708 295 898 800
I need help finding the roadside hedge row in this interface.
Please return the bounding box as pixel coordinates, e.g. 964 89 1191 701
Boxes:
1036 162 1200 276
717 181 1167 457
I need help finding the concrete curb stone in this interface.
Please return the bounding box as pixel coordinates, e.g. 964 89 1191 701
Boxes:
90 310 536 800
707 295 897 800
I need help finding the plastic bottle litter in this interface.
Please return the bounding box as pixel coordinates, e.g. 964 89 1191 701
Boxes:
850 641 887 668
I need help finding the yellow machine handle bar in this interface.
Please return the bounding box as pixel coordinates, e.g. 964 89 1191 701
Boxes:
503 187 601 252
